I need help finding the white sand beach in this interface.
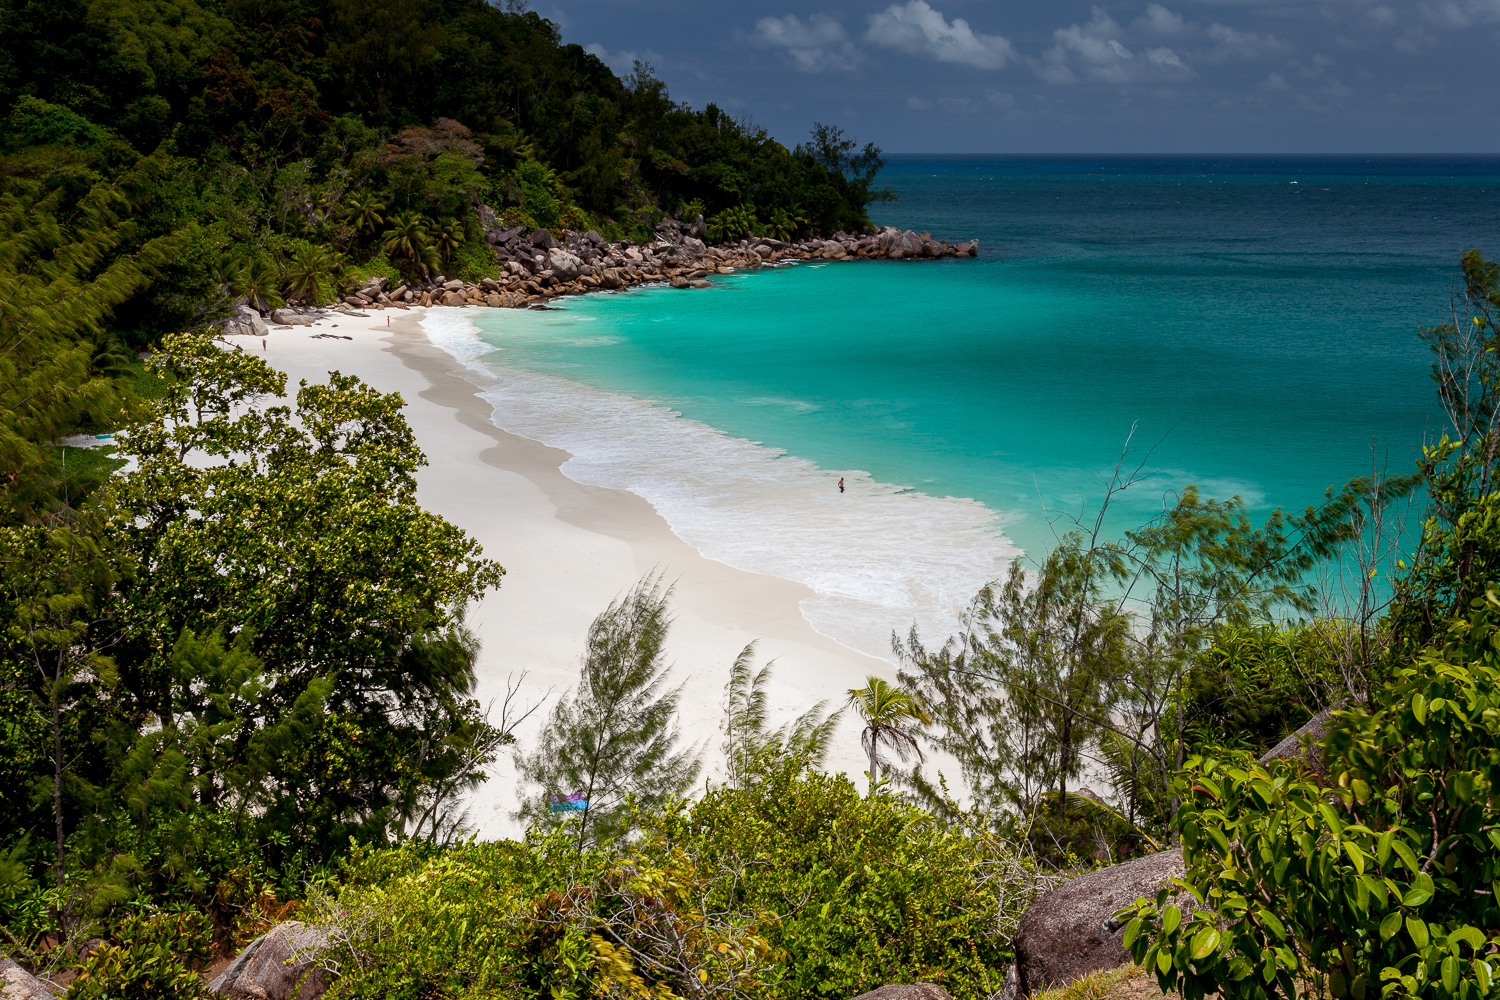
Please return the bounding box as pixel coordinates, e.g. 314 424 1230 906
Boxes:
223 306 901 840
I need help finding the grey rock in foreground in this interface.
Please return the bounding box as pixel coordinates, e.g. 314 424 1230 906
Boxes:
208 922 331 1000
1 957 53 1000
1014 847 1186 995
849 984 955 1000
1012 708 1337 994
1258 705 1336 779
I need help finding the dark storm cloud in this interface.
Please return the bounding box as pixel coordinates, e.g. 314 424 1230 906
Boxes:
548 0 1500 152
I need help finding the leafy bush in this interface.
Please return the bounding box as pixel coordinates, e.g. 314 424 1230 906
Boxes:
1120 597 1500 1000
311 757 1030 1000
69 910 213 1000
2 96 110 150
449 234 500 284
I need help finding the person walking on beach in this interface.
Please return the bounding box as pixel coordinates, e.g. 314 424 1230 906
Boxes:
838 477 845 494
262 338 266 351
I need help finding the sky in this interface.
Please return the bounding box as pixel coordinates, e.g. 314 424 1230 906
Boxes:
537 0 1500 154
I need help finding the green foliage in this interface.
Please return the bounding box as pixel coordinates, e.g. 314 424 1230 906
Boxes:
70 910 212 1000
761 207 807 243
517 576 701 848
106 333 506 852
845 676 930 792
314 758 1025 1000
346 253 402 289
2 97 111 151
708 204 758 243
449 232 502 283
1121 598 1500 1000
722 644 842 789
1391 249 1500 653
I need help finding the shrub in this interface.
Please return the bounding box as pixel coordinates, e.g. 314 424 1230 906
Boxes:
1120 597 1500 1000
449 235 500 284
69 911 213 1000
310 758 1030 1000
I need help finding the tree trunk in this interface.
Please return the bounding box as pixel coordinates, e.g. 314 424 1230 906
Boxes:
868 731 879 795
1057 711 1072 821
51 646 67 939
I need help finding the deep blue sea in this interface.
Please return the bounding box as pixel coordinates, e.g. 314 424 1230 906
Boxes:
428 156 1500 659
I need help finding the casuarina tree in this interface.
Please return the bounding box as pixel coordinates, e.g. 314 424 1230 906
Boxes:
517 575 701 847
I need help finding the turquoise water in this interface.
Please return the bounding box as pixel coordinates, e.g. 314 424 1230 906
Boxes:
432 157 1500 657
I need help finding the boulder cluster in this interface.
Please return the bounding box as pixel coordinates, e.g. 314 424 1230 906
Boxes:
317 221 978 317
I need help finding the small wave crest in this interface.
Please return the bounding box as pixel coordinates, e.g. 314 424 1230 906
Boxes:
424 309 1020 659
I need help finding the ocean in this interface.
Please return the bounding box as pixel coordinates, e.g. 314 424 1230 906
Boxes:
426 156 1500 660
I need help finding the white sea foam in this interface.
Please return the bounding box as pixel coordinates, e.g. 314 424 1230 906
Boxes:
423 309 1021 660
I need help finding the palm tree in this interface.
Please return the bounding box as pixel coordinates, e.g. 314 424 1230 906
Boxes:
383 211 440 275
239 252 282 313
280 244 337 306
846 676 930 794
763 206 808 243
431 218 464 261
345 191 385 236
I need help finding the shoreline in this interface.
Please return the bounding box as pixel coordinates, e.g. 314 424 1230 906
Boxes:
231 307 900 839
294 224 979 320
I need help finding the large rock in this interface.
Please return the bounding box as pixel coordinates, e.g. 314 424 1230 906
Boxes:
1 957 53 999
1259 706 1336 780
529 228 557 250
849 986 953 1000
269 309 314 327
1014 848 1186 995
1012 710 1340 994
208 922 330 1000
547 249 582 279
222 304 268 338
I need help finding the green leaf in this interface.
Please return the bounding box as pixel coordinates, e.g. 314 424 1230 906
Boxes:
1190 927 1221 961
1377 829 1395 867
1413 694 1428 723
1408 916 1430 949
1258 908 1287 942
1391 838 1421 872
1158 947 1174 974
1450 926 1486 952
1163 904 1182 934
1122 917 1143 949
1443 956 1460 994
1380 911 1403 942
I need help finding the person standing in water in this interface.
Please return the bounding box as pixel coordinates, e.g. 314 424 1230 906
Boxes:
838 477 845 494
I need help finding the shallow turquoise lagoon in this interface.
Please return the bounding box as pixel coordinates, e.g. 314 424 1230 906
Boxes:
438 157 1500 656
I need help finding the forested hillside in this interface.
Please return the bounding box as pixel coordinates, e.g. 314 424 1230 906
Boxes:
1 0 887 343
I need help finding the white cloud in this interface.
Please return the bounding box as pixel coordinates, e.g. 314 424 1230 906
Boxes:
865 1 1016 70
1136 4 1186 35
906 95 931 109
1040 8 1194 84
583 44 664 78
754 14 859 72
1202 23 1289 62
1423 0 1500 28
985 89 1015 107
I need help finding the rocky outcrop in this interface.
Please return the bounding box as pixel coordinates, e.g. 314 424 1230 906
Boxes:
1259 706 1336 779
208 922 331 1000
1014 848 1185 995
0 957 53 1000
1010 709 1341 995
849 985 955 1000
365 214 979 314
221 303 269 337
269 309 315 327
